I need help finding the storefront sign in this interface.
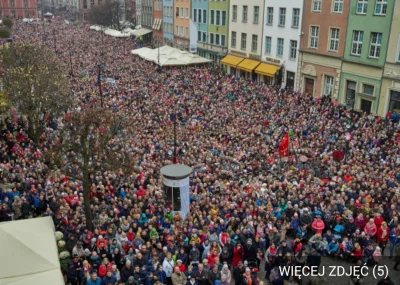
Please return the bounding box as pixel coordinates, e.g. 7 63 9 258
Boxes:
230 50 247 57
266 57 281 64
249 53 261 61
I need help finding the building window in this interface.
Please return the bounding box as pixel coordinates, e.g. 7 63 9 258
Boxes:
216 11 221 25
176 7 179 17
356 0 368 14
198 10 202 23
221 35 226 47
292 8 300 28
369 32 382 58
279 8 286 26
312 0 322 12
186 8 189 18
232 5 237 21
241 33 247 50
198 31 201 42
363 84 375 96
23 0 28 7
290 40 297 59
210 33 214 45
180 26 183 36
253 6 259 24
266 7 273 25
333 0 343 13
329 28 340 52
194 9 197 22
176 25 179 34
185 27 189 37
203 9 207 23
375 0 387 15
310 26 319 48
324 75 334 97
210 10 215 25
180 8 183 18
231 31 237 48
277 38 284 57
265 37 272 54
202 32 207 43
242 6 248 23
351 31 363 55
252 35 258 52
222 11 226 26
216 34 220 46
389 91 400 112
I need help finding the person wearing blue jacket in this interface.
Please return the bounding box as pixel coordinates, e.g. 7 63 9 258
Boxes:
87 272 102 285
327 239 339 257
389 225 400 257
102 271 117 285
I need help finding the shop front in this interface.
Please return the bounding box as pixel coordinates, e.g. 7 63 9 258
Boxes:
220 54 244 75
254 63 280 84
236 59 261 80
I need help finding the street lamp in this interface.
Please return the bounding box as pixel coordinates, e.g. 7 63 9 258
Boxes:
168 113 187 164
97 63 104 107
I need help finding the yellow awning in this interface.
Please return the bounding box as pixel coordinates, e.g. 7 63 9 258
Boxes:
220 55 244 67
255 63 280 77
237 59 261 73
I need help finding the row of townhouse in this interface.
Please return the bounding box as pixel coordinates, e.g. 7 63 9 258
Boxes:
221 0 400 116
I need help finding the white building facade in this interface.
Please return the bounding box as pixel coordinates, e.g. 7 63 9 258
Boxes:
261 0 303 89
136 0 142 26
226 0 265 80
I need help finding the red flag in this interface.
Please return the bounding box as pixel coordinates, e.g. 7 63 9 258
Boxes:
279 133 289 157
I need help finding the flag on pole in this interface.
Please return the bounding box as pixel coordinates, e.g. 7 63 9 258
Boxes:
279 133 289 157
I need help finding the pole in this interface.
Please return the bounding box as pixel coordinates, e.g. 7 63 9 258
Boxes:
53 29 56 53
173 113 177 164
97 65 103 107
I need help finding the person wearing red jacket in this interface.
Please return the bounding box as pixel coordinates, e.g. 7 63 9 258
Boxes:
364 219 378 238
377 222 390 255
311 215 325 235
374 213 384 229
98 258 113 278
351 242 363 263
207 249 219 267
354 214 367 230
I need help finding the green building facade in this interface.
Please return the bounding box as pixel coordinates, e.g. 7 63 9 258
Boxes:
339 0 394 114
202 0 230 63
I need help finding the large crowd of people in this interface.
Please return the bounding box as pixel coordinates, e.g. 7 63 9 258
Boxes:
0 19 400 285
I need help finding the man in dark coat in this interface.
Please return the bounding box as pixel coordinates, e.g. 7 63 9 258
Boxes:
243 239 257 262
194 264 208 285
233 262 245 285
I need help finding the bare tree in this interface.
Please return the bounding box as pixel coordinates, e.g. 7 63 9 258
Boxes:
48 107 134 230
0 44 73 142
87 0 130 31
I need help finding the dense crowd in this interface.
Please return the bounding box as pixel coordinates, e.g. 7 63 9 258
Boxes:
0 20 400 285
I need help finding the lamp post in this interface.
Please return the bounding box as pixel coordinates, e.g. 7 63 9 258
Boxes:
168 113 187 164
53 28 56 53
97 64 104 107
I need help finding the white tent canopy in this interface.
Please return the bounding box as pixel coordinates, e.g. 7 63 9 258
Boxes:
0 217 64 285
89 25 104 31
104 28 131 38
131 45 211 66
131 28 152 37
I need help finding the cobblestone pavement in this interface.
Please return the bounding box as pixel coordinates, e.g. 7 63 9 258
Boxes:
256 257 399 285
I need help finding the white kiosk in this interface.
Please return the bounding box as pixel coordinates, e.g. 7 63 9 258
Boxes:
160 164 192 220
